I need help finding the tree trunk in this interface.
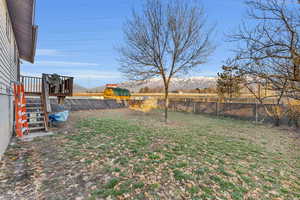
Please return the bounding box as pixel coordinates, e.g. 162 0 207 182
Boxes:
164 88 169 123
295 119 299 128
273 106 281 127
274 117 280 127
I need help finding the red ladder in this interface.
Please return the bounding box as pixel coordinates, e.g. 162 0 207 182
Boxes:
14 84 29 137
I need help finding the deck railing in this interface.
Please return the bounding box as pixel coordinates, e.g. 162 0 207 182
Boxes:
20 74 74 96
20 76 42 95
46 74 74 97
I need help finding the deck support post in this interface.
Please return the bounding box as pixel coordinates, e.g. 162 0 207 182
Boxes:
42 74 51 131
58 96 65 105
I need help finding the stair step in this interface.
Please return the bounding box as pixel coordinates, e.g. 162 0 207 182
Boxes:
29 127 45 132
26 105 42 108
25 97 47 133
26 103 42 106
26 107 43 110
26 108 43 112
26 112 44 115
28 121 44 125
26 101 42 104
26 115 44 119
27 116 44 119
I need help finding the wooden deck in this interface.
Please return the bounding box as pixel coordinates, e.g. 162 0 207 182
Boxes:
21 74 74 97
20 74 74 132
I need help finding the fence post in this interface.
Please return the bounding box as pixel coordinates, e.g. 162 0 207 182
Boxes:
193 102 196 113
216 101 219 117
255 101 258 124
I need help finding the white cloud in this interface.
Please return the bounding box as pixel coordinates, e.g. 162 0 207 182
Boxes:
21 70 121 80
199 70 219 77
36 49 60 56
21 71 41 77
67 71 121 79
27 61 101 67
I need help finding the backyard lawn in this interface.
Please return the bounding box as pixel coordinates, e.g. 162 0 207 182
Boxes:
0 109 299 200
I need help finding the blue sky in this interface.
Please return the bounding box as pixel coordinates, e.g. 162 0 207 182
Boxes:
22 0 246 88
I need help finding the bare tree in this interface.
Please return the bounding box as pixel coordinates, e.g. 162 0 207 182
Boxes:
243 73 289 126
228 0 300 126
118 0 214 122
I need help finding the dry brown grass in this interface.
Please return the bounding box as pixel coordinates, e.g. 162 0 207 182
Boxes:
0 109 299 199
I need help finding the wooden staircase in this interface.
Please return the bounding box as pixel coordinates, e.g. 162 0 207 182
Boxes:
20 73 73 133
25 97 47 132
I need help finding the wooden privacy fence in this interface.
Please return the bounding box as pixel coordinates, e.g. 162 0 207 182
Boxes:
157 99 294 125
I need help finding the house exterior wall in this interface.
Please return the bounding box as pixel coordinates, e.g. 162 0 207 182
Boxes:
0 0 20 158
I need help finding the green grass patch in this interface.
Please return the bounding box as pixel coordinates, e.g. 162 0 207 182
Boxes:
6 110 297 200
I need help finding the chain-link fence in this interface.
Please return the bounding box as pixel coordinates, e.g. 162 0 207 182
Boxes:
157 98 298 126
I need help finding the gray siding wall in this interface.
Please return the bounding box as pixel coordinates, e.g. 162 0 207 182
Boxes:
0 0 19 158
0 95 13 157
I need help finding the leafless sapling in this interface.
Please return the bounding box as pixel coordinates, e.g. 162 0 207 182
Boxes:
118 0 214 122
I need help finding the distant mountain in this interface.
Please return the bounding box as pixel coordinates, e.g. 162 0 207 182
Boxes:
86 77 216 93
119 77 217 92
89 86 106 93
73 84 88 93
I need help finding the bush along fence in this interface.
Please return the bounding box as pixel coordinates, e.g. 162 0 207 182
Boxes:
158 99 299 127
